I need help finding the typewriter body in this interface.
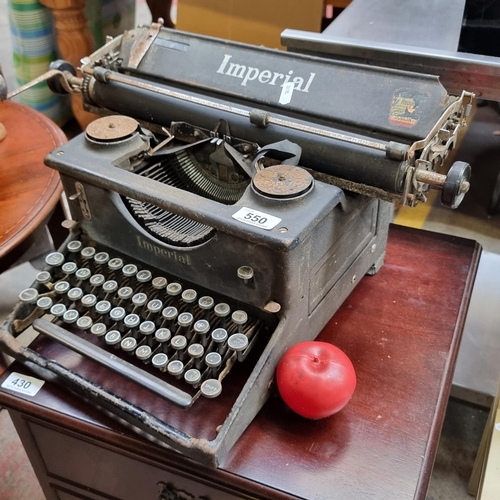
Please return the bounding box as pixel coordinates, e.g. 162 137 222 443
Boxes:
0 23 473 467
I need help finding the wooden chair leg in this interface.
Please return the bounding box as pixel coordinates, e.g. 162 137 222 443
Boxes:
38 0 98 130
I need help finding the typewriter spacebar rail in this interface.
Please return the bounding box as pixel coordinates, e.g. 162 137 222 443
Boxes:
32 319 193 408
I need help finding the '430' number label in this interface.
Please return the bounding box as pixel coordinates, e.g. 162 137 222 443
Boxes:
1 372 45 397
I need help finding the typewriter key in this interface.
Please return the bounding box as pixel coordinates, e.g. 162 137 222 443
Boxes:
109 307 126 322
94 301 111 322
63 309 80 324
80 247 96 260
95 300 112 316
194 319 210 332
94 252 110 265
108 258 124 271
89 274 105 288
154 328 171 352
76 316 93 331
188 343 204 358
117 286 134 303
211 328 228 343
152 353 168 372
231 310 248 326
81 294 97 309
67 240 82 253
228 333 249 361
167 283 182 295
194 319 210 334
36 296 53 311
214 303 230 328
200 379 222 398
75 267 91 282
50 303 67 318
121 336 137 353
61 262 78 275
228 333 248 351
139 321 156 337
198 296 215 311
54 280 71 295
36 271 52 285
132 292 148 308
161 306 178 324
19 288 39 304
136 270 152 283
166 282 182 297
45 252 65 268
171 335 188 360
181 289 197 304
67 287 84 302
105 330 121 346
151 277 168 290
146 299 163 316
205 352 222 371
177 313 194 339
122 264 138 278
90 323 107 337
136 345 152 362
211 328 228 354
184 368 202 386
167 360 184 378
214 303 230 318
187 343 204 369
194 320 210 346
198 296 215 319
123 313 141 330
178 312 193 328
54 284 69 306
102 280 118 295
237 266 254 282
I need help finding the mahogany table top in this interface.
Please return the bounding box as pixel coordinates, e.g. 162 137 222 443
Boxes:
0 101 65 261
0 224 480 500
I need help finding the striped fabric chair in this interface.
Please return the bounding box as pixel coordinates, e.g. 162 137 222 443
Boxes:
7 0 135 126
7 0 70 124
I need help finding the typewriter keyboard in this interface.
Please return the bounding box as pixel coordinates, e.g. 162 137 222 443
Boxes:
18 239 268 405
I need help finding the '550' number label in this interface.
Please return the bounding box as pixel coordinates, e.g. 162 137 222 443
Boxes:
232 207 282 230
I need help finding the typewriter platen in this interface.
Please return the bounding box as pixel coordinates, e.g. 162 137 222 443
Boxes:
1 23 473 466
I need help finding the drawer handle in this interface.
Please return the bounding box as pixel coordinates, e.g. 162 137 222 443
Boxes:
158 482 206 500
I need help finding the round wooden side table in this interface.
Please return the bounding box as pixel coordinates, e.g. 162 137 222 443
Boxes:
0 100 66 271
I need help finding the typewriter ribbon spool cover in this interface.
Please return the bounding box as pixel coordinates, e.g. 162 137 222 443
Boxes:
0 24 473 466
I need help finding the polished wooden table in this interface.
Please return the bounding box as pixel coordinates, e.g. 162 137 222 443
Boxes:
0 101 65 270
0 225 479 500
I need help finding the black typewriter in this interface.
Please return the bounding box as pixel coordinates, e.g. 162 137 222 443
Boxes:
0 22 473 466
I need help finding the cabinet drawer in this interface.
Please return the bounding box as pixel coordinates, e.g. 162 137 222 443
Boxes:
29 422 249 500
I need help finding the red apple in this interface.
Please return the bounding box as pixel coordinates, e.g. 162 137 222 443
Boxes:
276 341 356 419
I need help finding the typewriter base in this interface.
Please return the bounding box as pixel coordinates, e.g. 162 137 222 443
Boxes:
0 225 480 500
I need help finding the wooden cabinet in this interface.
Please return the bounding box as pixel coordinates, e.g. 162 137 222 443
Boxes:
10 413 254 499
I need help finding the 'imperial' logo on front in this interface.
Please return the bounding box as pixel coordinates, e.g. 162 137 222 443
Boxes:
136 236 191 265
216 54 316 92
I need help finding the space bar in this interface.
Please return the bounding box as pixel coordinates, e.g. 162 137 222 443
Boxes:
32 318 193 408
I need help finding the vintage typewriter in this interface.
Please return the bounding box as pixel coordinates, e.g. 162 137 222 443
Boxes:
0 22 473 467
